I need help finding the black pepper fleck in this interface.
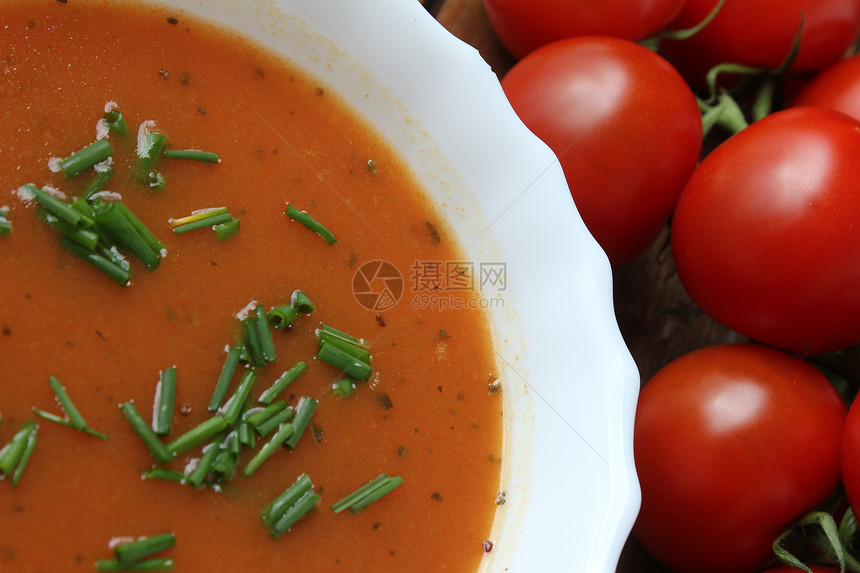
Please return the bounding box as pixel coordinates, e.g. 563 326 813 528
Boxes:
376 393 393 410
425 221 441 245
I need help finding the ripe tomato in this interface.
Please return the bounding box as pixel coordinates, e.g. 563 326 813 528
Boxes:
792 54 860 120
671 107 860 354
634 344 846 573
501 36 701 266
660 0 860 86
482 0 684 59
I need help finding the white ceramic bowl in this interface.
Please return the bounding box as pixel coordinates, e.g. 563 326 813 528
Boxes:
152 0 642 570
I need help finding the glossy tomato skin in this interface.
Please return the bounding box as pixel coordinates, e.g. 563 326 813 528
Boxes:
660 0 860 86
792 53 860 120
501 36 701 266
671 107 860 354
634 344 846 573
483 0 684 58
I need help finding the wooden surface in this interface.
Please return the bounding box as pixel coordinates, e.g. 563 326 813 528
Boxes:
425 1 745 571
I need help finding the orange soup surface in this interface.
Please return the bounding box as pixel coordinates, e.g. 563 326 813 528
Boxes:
0 2 503 571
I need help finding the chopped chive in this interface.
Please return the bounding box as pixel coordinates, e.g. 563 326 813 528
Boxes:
245 400 288 430
332 377 356 399
291 290 315 314
331 473 389 514
70 199 117 248
92 200 160 270
238 422 255 449
171 210 232 234
347 475 403 513
0 216 10 237
317 341 373 381
210 448 239 483
241 316 265 368
210 431 240 481
220 370 257 426
11 428 38 487
208 346 241 412
222 428 241 456
332 473 403 514
185 436 224 489
267 305 299 329
152 367 176 436
27 185 93 229
318 334 371 364
60 138 113 177
39 209 100 250
32 408 108 440
213 217 239 240
48 375 87 431
270 490 319 538
163 149 220 163
96 243 132 271
285 397 317 450
82 168 114 200
114 202 165 256
60 237 132 286
318 323 366 347
284 203 337 244
137 122 167 183
262 473 314 527
243 422 293 477
253 304 277 363
258 361 308 405
114 532 176 566
95 557 173 571
0 420 37 478
103 109 128 135
165 414 229 457
119 402 172 463
254 408 295 438
141 467 185 482
169 207 229 227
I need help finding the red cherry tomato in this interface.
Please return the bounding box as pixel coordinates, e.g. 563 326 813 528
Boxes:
482 0 685 59
660 0 860 86
671 107 860 354
634 344 846 573
792 53 860 120
501 36 701 265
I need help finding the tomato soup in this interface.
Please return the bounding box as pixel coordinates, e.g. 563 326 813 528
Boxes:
0 1 503 571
